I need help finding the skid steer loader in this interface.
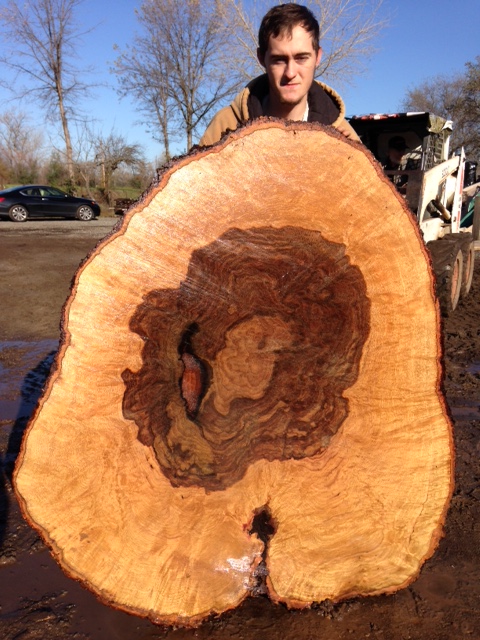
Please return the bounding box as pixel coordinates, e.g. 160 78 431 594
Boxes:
349 112 479 315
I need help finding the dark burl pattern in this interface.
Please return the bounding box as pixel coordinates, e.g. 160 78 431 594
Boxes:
122 227 370 490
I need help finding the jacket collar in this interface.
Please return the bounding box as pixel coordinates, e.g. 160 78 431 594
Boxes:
244 74 342 125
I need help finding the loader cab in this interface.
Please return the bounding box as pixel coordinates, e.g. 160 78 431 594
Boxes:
348 113 457 237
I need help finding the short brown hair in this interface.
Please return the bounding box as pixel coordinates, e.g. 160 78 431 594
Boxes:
258 3 320 56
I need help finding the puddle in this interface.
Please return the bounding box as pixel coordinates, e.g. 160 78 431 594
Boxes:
0 340 58 425
0 545 162 638
449 402 480 420
0 399 34 422
467 362 480 375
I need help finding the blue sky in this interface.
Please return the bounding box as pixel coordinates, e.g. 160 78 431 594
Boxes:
342 0 479 117
1 0 478 163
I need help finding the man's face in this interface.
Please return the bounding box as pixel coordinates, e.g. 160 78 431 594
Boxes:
257 25 321 115
388 147 406 165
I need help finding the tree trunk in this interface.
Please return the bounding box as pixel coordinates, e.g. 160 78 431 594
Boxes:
14 120 453 627
57 85 75 185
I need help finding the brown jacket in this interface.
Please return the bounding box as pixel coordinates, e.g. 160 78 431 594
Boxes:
199 74 360 147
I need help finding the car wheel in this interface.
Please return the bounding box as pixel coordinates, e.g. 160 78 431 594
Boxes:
9 204 29 222
76 205 94 221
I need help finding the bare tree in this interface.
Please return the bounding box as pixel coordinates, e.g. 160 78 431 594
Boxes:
71 124 99 197
0 110 44 184
402 75 464 117
460 57 480 161
113 160 155 191
93 131 145 205
402 57 480 161
114 0 244 152
0 0 93 184
114 37 177 161
221 0 388 86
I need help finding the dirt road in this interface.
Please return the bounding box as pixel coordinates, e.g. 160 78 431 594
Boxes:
0 219 479 639
0 218 121 341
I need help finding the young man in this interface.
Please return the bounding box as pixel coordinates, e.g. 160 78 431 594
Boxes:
383 136 410 190
199 3 359 146
383 136 409 171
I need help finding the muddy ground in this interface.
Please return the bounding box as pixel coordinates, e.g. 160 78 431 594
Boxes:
0 218 479 640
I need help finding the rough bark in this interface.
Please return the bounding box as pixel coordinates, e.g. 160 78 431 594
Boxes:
14 120 453 627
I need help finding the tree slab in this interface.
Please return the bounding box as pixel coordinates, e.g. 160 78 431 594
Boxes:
14 120 453 626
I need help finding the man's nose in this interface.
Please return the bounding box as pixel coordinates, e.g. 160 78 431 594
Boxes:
284 59 297 78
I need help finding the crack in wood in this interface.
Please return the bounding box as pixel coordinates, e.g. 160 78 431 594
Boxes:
249 505 277 595
178 323 210 420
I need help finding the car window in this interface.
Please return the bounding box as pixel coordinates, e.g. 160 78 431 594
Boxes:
44 187 67 197
21 188 41 197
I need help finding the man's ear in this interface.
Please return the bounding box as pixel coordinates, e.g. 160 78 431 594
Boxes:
257 47 265 68
315 47 322 67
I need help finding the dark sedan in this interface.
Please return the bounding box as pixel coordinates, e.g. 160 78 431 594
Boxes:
0 185 101 222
